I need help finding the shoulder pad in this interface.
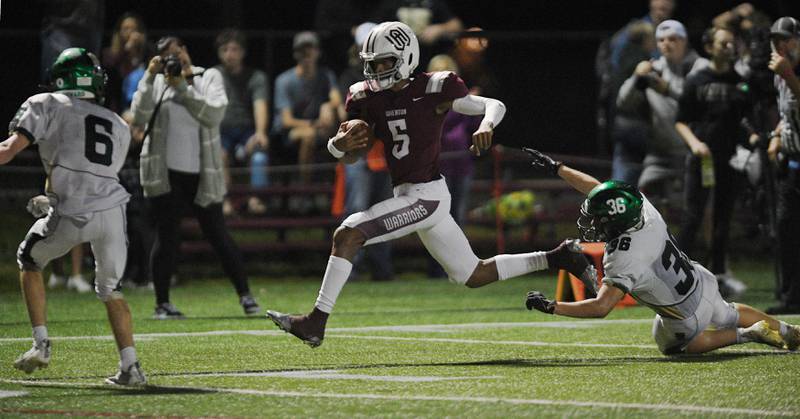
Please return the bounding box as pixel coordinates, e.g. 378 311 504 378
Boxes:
348 81 369 101
425 71 455 94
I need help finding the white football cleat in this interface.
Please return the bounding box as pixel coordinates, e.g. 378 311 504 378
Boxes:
48 273 66 289
13 339 51 374
67 274 93 293
105 361 147 386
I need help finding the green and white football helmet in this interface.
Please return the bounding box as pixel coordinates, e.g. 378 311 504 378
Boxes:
578 180 644 242
49 47 107 103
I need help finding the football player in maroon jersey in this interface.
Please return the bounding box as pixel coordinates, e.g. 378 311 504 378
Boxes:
267 22 594 347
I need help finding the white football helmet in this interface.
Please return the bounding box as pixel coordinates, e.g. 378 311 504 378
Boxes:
360 21 419 91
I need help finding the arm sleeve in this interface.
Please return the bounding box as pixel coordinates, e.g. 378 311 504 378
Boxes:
131 73 157 127
675 76 699 124
8 94 54 144
616 75 646 113
174 68 229 128
600 250 640 294
451 94 507 129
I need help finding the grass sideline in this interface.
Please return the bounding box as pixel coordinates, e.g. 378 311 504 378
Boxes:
1 260 798 417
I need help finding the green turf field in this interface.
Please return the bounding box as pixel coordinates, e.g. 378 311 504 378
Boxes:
1 260 798 418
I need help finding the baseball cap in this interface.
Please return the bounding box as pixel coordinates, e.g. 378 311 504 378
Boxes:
354 22 377 46
770 17 800 39
293 31 319 50
655 20 687 40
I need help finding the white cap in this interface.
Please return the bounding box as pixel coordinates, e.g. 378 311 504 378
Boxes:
355 22 377 46
656 20 687 39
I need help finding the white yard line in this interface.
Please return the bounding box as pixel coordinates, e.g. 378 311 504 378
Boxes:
175 369 501 382
0 390 27 399
0 378 795 417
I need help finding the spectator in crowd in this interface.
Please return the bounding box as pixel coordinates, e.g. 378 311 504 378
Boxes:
453 27 499 98
674 26 753 299
608 22 657 185
314 0 378 73
103 14 154 287
131 36 261 318
272 31 341 184
426 54 481 278
372 0 463 66
102 12 149 113
598 0 673 181
40 0 105 82
766 16 800 314
616 20 706 204
338 22 395 282
48 245 92 293
215 29 270 216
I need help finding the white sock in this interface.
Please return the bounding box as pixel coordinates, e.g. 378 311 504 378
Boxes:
779 321 789 338
314 256 353 313
33 326 48 345
736 328 752 344
120 346 137 370
494 252 548 281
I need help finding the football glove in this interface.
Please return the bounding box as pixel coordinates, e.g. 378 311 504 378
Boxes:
26 195 51 218
522 147 562 176
526 291 556 314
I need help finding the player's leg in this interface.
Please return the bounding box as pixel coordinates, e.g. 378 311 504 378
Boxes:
267 188 448 347
733 303 799 350
14 215 77 373
90 206 146 385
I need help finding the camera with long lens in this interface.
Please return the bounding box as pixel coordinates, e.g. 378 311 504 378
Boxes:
163 54 182 77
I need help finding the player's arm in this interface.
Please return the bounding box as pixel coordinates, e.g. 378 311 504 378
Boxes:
522 148 600 195
327 118 371 165
526 284 625 318
0 132 32 165
450 94 506 156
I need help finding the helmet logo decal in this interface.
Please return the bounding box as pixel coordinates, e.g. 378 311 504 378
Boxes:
55 78 65 88
386 28 411 51
77 76 92 86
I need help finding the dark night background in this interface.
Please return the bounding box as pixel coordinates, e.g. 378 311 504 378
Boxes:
1 0 798 156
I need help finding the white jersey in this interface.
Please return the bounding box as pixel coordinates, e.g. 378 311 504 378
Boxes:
9 93 131 218
601 196 703 320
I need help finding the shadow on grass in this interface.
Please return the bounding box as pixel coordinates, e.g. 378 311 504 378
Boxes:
138 350 794 379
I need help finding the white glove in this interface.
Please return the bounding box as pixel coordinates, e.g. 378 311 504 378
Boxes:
26 195 52 218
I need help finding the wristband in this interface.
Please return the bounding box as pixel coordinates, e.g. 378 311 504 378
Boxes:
327 137 345 159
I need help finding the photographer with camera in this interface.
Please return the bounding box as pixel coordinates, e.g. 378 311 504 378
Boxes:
765 17 800 314
131 36 260 319
617 20 706 203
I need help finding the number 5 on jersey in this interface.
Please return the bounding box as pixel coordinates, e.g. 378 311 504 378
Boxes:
388 119 409 159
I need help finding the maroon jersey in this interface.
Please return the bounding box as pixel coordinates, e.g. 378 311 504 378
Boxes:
346 71 469 185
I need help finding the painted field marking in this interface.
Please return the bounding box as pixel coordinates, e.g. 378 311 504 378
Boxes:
0 378 796 417
178 369 501 382
0 390 27 399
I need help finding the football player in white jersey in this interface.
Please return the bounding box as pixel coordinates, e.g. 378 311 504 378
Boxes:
521 148 800 355
0 48 146 385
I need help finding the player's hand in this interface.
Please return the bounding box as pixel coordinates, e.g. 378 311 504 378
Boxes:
470 122 493 156
690 141 711 158
526 291 555 314
26 195 51 218
769 52 794 79
333 121 370 153
146 56 164 76
522 147 562 176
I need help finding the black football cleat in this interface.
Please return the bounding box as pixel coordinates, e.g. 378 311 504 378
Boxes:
546 239 598 298
266 310 325 348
